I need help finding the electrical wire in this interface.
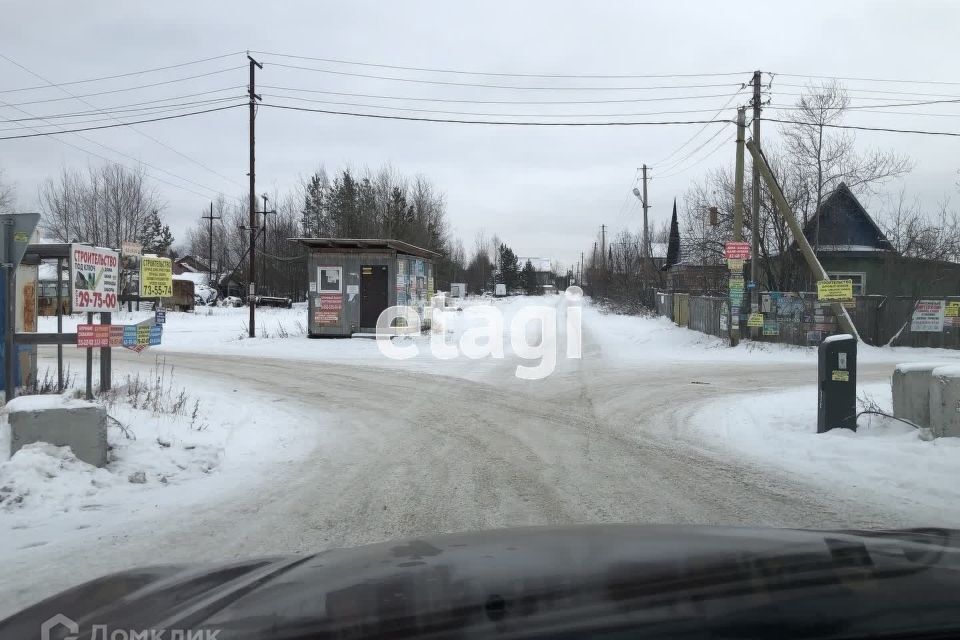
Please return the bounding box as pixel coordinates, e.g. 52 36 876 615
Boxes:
653 87 746 167
759 117 960 137
260 93 749 119
0 67 246 106
0 53 246 188
0 98 219 199
253 51 751 80
0 96 244 132
774 72 960 87
260 85 744 105
776 82 960 100
0 104 245 140
267 62 746 91
0 51 245 94
655 124 731 175
653 131 736 179
259 102 736 126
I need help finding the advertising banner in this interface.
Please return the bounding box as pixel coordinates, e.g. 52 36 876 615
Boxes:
139 256 173 298
910 300 946 333
816 279 853 302
70 245 119 312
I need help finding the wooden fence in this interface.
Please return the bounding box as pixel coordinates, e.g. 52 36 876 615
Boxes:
655 291 960 349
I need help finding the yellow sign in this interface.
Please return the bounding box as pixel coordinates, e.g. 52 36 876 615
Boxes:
831 370 850 382
817 279 854 302
747 312 764 327
946 302 960 318
727 258 744 271
139 256 173 298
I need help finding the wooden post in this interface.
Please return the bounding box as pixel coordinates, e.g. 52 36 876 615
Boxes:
731 107 747 347
745 139 860 340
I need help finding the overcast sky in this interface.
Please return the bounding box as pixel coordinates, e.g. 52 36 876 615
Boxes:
2 0 959 268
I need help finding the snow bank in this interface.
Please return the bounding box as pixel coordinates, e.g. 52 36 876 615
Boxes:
3 394 95 413
0 443 114 513
687 383 960 526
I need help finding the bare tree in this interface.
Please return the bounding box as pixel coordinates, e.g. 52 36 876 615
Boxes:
39 162 165 247
0 167 15 214
780 81 912 246
878 191 960 262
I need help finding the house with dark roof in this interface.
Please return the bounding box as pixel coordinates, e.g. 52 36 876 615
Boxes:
783 182 960 297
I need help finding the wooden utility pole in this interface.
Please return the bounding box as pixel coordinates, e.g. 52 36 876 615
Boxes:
745 139 860 340
750 70 762 335
202 202 221 291
247 54 262 338
731 106 747 347
600 224 607 271
641 164 650 259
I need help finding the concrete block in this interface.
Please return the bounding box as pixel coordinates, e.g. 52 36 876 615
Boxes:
929 366 960 438
892 362 947 428
5 395 108 467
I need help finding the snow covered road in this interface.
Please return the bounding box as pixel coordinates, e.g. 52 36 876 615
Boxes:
1 300 955 615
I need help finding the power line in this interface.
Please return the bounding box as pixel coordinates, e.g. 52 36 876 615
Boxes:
774 72 960 87
777 82 960 100
260 93 751 119
253 50 751 79
261 85 744 105
656 123 731 174
0 96 244 131
3 85 244 111
770 97 960 111
0 99 219 199
0 51 245 93
0 104 244 140
0 53 247 188
0 66 245 105
260 102 736 126
653 132 736 179
267 62 746 91
759 117 960 137
653 87 746 166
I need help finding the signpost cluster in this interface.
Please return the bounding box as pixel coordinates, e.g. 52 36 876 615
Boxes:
2 223 174 402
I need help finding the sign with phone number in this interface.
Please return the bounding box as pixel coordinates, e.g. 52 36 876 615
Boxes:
139 256 173 298
70 244 119 312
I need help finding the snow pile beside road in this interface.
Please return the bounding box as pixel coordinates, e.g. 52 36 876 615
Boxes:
0 443 113 513
687 383 960 525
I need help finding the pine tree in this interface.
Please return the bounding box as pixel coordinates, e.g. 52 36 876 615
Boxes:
665 198 682 270
139 209 174 255
522 259 540 295
498 244 520 291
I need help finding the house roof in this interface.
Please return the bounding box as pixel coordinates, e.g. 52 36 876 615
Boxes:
802 182 894 252
291 237 440 259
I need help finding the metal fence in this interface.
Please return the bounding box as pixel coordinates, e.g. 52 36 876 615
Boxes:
655 291 960 349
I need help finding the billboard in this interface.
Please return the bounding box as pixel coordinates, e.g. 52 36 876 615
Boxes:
139 256 173 298
70 245 119 313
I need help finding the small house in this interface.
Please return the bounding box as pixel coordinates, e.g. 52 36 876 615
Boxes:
293 238 440 337
786 183 960 296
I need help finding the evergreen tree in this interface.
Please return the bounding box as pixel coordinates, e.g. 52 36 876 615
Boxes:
665 198 682 270
139 209 174 255
522 259 540 295
498 243 520 291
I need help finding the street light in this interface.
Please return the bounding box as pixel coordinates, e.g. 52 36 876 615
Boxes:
631 187 651 259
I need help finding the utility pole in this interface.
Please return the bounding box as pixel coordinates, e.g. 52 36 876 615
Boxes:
750 70 763 335
731 106 747 347
641 164 650 259
247 54 262 338
580 251 584 285
202 202 221 291
600 224 606 271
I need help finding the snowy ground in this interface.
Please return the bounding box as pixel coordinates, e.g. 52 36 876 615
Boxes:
2 296 960 616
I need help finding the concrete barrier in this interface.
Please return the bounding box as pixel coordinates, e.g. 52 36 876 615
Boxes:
930 365 960 438
892 362 949 428
4 395 108 467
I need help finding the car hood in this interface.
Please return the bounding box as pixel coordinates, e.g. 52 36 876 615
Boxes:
5 524 960 639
